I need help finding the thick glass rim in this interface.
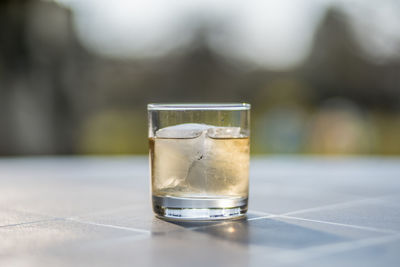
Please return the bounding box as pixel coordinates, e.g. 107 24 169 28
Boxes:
147 103 251 111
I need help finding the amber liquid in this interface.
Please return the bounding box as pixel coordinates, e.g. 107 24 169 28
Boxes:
149 136 249 199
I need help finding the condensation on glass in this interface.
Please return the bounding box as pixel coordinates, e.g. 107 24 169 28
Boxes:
148 103 250 221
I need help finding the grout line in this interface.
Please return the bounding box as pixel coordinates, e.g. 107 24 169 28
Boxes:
66 218 151 235
244 193 395 219
247 209 399 234
279 215 399 235
278 233 400 265
1 216 152 236
1 213 152 235
71 204 140 219
247 214 278 221
0 218 62 228
280 195 394 217
247 210 274 216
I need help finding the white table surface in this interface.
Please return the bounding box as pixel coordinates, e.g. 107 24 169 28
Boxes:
1 156 399 266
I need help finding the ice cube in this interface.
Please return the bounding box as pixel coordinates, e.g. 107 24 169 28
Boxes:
186 128 249 195
153 137 202 194
153 124 212 195
156 123 213 138
207 127 241 138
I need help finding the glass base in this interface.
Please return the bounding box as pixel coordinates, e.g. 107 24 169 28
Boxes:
152 195 248 221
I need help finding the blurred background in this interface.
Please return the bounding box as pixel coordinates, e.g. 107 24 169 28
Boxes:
0 0 399 156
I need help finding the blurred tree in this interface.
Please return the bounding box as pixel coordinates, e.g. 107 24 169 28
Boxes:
0 0 90 155
303 7 400 110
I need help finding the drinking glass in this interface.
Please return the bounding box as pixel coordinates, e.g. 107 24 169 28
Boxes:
148 103 250 220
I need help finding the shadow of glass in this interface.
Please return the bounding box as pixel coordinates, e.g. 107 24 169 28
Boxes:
166 216 247 229
155 216 348 249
